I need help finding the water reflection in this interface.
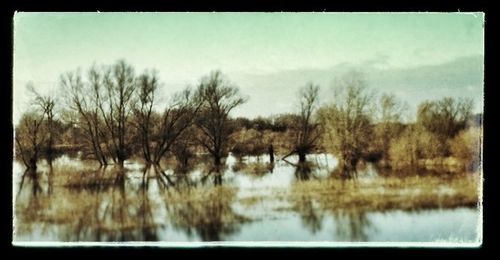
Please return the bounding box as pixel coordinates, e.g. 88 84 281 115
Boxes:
333 210 372 241
288 178 372 241
15 167 164 241
294 162 314 181
291 190 324 234
14 161 249 242
164 185 250 241
13 154 480 243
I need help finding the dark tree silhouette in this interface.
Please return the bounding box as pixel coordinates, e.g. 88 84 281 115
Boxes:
292 83 321 163
61 68 108 166
195 71 247 166
100 60 136 168
132 71 201 172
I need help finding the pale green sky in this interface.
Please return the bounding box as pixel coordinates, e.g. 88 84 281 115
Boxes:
13 12 484 122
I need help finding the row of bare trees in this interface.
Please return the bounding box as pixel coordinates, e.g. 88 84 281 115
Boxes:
15 61 248 173
15 60 477 177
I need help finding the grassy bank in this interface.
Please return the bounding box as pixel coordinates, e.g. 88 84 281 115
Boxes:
289 174 480 213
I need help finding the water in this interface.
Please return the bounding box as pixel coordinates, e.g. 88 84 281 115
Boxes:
12 154 481 244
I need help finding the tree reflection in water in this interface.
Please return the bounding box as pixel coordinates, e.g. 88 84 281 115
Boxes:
61 168 166 241
15 167 166 241
291 191 324 234
290 163 373 241
290 163 324 233
15 162 251 242
163 166 250 241
15 169 48 237
294 162 313 181
333 209 372 241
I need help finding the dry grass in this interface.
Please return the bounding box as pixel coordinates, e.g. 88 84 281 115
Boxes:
289 174 480 212
163 185 237 205
238 196 264 207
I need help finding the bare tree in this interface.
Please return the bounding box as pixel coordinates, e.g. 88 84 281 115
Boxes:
318 71 374 177
100 60 136 168
195 71 247 166
15 84 58 171
133 71 201 170
132 70 159 165
170 125 199 170
284 83 321 163
61 69 108 166
28 84 56 167
154 89 201 166
15 111 46 171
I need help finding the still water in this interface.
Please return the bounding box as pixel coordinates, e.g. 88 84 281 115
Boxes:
13 154 480 244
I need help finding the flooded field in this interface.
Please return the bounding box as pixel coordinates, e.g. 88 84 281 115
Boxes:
13 154 481 244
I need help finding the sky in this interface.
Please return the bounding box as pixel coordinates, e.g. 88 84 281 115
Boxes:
13 12 484 123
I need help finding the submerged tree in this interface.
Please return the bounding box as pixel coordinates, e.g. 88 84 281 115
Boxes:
170 125 199 171
15 84 57 171
61 60 138 168
100 60 137 168
28 85 57 167
15 111 46 171
132 70 160 165
61 68 109 166
134 84 201 170
195 71 247 166
319 71 374 177
289 83 322 163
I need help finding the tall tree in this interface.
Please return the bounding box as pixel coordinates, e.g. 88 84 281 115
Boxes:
132 70 159 165
27 84 57 167
100 60 136 168
195 71 247 166
132 70 202 173
61 68 108 166
286 83 321 163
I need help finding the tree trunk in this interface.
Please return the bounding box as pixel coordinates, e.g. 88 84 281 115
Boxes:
214 174 222 186
118 158 125 169
214 155 221 166
268 144 274 163
28 157 37 171
298 152 306 163
183 156 189 167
